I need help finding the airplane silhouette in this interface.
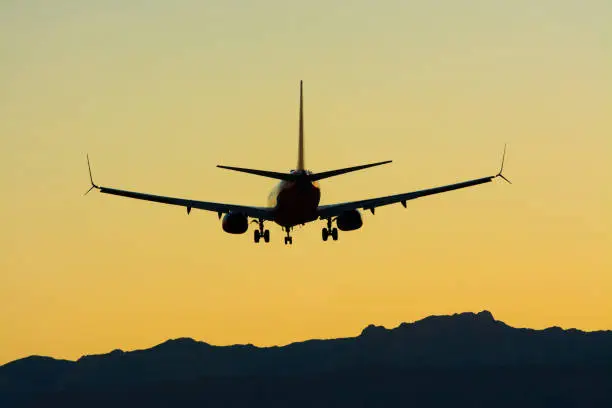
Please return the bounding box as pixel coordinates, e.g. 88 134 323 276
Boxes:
85 81 510 245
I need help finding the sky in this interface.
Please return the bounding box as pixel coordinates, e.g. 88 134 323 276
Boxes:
1 0 610 365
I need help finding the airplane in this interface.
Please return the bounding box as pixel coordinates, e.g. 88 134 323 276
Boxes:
85 80 510 245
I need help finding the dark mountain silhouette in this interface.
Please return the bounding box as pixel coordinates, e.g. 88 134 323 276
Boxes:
2 311 611 407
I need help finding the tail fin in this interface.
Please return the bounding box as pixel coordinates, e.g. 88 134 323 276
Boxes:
297 80 305 171
217 81 393 182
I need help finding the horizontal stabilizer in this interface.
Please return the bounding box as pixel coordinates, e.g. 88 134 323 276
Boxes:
217 165 297 181
309 160 392 181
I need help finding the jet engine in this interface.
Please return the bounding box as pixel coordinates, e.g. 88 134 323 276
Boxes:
222 213 248 234
336 210 363 231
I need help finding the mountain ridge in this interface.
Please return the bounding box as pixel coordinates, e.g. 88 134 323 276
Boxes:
4 310 608 368
2 310 611 407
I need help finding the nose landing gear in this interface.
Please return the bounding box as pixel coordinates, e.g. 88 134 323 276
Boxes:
284 226 293 245
322 218 338 242
252 219 270 243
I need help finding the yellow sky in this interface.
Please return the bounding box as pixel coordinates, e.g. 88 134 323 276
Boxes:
1 1 611 365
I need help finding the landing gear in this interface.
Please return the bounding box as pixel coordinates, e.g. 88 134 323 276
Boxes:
253 219 270 244
284 226 293 245
322 218 339 242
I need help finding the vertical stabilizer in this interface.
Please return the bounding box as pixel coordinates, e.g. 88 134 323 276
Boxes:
297 80 305 171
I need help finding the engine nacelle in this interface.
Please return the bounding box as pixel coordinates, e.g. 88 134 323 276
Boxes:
336 210 363 231
222 213 248 234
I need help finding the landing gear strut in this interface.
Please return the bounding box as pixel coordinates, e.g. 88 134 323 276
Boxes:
253 219 270 243
283 226 293 245
322 218 338 242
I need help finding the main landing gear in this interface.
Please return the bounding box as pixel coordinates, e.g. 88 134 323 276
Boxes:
284 226 293 245
253 219 270 243
322 218 338 242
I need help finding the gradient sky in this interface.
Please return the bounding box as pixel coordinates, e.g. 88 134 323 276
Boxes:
1 0 611 365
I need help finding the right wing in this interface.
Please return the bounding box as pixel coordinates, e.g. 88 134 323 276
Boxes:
317 146 511 219
317 176 497 219
85 156 274 220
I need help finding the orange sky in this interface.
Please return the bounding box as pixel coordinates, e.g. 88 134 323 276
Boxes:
1 1 611 365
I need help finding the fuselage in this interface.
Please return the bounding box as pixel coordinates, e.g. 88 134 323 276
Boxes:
268 170 320 227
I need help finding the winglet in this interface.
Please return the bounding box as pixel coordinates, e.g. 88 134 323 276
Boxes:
495 144 511 184
84 154 100 195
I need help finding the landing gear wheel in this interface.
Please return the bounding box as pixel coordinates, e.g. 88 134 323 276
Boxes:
283 226 293 245
253 218 269 244
331 228 338 241
323 218 338 242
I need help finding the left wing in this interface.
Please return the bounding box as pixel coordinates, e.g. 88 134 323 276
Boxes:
317 147 511 219
97 187 274 220
85 156 275 220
